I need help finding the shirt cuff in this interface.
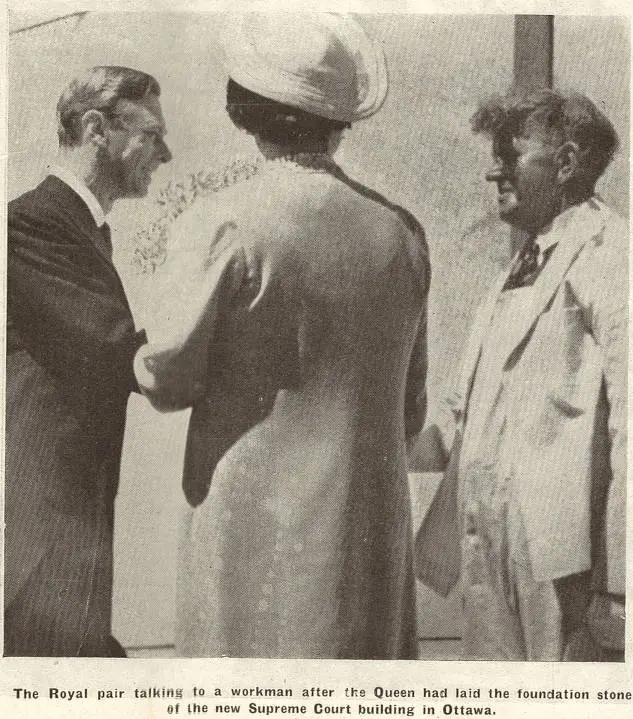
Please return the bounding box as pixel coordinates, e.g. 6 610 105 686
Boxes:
133 343 157 395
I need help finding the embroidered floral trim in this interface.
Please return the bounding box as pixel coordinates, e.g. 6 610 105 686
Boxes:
133 153 338 274
132 156 263 273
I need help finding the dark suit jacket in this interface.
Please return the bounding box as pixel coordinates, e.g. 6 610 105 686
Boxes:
4 175 146 655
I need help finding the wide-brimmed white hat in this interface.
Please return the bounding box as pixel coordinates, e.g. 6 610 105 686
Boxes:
222 13 388 123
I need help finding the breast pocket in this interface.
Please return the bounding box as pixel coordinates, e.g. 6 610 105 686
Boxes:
561 305 585 378
548 305 591 410
524 306 591 447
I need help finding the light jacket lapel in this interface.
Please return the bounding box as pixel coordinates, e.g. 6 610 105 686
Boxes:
458 200 606 418
502 199 606 370
458 268 512 419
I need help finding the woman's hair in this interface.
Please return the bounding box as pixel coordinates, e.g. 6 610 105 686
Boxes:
226 78 350 148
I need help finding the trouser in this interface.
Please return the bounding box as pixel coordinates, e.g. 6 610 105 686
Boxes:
461 488 622 661
4 512 126 657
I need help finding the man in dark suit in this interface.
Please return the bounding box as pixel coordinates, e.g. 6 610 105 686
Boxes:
5 66 172 656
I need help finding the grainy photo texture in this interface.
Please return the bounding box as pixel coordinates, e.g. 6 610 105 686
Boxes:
3 11 629 662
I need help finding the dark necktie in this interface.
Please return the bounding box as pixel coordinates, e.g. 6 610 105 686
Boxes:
94 222 113 261
503 237 555 291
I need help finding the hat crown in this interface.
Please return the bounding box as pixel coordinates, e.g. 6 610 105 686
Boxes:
249 16 335 71
223 13 387 123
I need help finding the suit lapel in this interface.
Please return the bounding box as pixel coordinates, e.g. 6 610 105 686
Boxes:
39 175 131 307
459 200 606 416
41 176 112 263
458 268 512 416
501 199 606 369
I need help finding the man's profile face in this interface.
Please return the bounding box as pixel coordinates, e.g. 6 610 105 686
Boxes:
105 93 172 199
485 128 561 233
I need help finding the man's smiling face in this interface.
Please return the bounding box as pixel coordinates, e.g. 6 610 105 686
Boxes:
105 93 172 199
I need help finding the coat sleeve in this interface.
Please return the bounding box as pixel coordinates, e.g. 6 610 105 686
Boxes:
590 231 628 597
8 207 145 398
404 222 431 440
134 215 247 412
405 299 428 439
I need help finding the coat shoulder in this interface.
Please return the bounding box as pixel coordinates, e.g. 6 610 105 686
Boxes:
334 170 427 244
327 171 430 284
9 177 93 245
8 183 48 224
226 164 427 241
580 202 627 277
9 177 63 217
599 205 628 253
566 202 628 311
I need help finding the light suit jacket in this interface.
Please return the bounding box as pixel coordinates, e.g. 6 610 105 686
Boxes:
417 198 627 599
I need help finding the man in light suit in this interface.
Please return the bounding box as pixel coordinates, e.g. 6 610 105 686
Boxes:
415 88 626 661
5 66 172 655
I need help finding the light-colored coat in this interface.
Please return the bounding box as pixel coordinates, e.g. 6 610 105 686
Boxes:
139 158 429 658
417 198 627 599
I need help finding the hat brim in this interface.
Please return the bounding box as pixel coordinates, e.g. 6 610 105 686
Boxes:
222 13 388 124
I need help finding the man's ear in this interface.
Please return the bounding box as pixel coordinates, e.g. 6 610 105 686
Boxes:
80 110 108 148
555 141 580 185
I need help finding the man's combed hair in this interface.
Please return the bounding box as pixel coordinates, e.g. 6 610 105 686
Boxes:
226 78 350 148
471 87 619 189
56 66 161 147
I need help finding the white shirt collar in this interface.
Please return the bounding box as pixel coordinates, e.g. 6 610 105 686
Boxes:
49 165 106 228
535 198 597 256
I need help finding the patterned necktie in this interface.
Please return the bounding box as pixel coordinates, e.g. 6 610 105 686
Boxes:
95 222 113 261
503 237 555 291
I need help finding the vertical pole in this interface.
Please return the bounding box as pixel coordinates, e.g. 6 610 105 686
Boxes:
514 15 554 91
511 15 554 253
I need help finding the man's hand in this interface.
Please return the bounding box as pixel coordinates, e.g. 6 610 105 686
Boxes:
586 592 625 652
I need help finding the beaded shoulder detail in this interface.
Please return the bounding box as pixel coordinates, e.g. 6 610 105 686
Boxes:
259 152 340 176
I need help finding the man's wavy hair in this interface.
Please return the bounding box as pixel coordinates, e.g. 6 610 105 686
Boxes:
56 66 161 147
471 88 619 191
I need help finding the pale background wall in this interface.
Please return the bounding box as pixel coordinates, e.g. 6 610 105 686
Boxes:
8 14 629 649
